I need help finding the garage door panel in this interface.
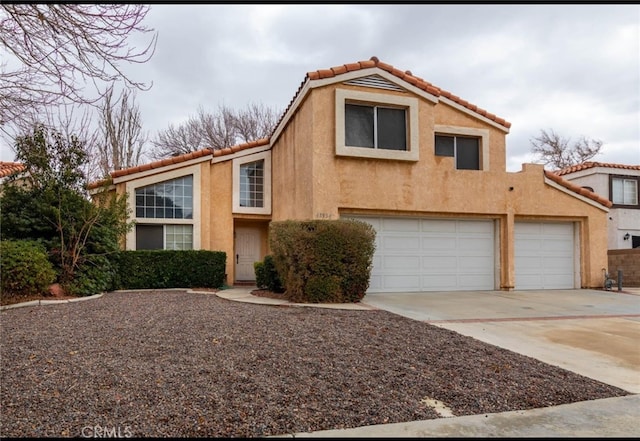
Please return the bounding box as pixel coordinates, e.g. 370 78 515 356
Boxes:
422 256 458 272
349 216 495 292
384 218 420 232
515 222 575 290
383 255 420 270
383 236 421 251
420 219 457 233
421 236 457 250
383 275 421 290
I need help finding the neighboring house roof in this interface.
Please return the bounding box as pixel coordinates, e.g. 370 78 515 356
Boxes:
545 170 613 208
556 161 640 176
0 161 25 178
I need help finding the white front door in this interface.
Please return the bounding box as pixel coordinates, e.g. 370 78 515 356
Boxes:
235 227 262 281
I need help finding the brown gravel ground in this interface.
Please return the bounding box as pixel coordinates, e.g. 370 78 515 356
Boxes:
0 290 630 438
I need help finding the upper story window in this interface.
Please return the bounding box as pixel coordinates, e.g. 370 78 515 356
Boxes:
232 150 271 215
611 176 639 206
435 134 480 170
336 89 419 161
345 104 407 151
240 160 264 208
135 175 193 219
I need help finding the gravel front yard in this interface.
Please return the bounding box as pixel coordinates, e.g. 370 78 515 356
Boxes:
0 290 630 438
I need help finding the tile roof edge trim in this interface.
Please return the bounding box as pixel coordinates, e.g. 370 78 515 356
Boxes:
270 79 312 146
111 153 213 185
556 162 640 176
211 143 272 164
543 173 611 211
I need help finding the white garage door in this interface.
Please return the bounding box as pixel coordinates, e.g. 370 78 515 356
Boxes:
348 217 495 293
514 222 575 290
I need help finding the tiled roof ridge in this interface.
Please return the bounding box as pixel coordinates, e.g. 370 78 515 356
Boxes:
544 170 612 208
556 161 640 176
296 56 511 129
88 137 272 186
0 161 26 178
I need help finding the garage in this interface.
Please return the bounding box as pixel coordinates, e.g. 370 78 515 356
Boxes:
347 217 495 293
514 222 576 290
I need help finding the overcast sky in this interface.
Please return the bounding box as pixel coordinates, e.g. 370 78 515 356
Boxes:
1 4 638 172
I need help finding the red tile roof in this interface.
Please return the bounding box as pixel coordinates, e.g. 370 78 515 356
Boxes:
91 57 510 185
0 161 25 178
544 170 612 208
556 161 640 176
278 56 511 131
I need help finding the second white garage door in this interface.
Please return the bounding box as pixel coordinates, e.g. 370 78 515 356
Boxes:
349 217 495 293
514 222 576 290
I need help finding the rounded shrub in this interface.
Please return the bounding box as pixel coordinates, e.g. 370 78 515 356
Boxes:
1 240 56 298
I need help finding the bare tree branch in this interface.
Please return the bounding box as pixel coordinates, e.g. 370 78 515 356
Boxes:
530 128 603 171
150 103 281 160
0 4 157 133
96 85 148 178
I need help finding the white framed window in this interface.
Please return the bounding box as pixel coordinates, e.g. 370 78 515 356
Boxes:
233 151 271 214
336 89 419 161
125 164 201 250
611 176 638 206
135 224 193 250
434 125 490 171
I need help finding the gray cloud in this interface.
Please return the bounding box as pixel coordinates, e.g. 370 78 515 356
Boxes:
1 4 638 170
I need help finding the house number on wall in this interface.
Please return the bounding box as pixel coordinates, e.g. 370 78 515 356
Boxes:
316 212 332 219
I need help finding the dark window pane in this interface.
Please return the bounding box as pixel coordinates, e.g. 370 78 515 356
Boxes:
136 224 163 250
345 104 374 148
377 107 406 150
435 135 455 157
456 137 480 170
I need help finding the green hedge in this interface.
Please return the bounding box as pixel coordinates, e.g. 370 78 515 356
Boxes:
1 240 56 298
113 250 226 290
254 254 284 293
269 219 376 303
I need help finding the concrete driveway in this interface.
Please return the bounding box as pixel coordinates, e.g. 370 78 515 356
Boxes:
361 288 640 393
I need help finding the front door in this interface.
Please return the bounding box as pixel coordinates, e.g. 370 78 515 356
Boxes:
235 227 262 281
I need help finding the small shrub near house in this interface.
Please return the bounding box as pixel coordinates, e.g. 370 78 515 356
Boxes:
113 250 226 290
254 254 284 293
0 240 56 298
269 219 376 303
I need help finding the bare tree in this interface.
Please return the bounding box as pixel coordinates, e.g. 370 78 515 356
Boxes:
0 4 157 134
151 103 281 159
96 85 147 177
234 102 280 143
530 128 603 171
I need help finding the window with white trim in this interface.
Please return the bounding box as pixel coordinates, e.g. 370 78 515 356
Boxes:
435 134 481 170
240 160 264 208
336 89 419 161
135 175 193 219
135 224 193 250
232 150 271 214
611 176 639 206
345 103 407 151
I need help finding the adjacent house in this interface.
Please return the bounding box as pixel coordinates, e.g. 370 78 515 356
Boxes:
556 162 640 249
90 57 613 293
0 161 26 193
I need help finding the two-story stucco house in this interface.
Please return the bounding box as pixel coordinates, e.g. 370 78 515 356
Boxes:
90 57 613 293
556 162 640 250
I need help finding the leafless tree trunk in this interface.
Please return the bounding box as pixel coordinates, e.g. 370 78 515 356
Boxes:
0 4 157 135
150 103 281 160
530 128 603 171
97 85 147 177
